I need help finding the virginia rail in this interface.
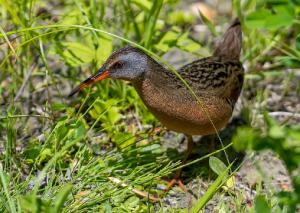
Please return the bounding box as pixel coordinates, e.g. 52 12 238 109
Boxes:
70 18 243 191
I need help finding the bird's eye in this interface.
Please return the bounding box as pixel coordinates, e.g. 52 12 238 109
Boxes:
112 61 124 69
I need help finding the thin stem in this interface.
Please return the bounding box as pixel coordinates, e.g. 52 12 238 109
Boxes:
0 114 51 120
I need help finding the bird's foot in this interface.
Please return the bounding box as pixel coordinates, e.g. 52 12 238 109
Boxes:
164 135 193 193
164 178 187 192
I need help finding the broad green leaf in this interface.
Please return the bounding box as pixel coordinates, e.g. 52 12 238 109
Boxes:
177 33 201 52
96 35 113 66
107 106 122 125
155 30 178 52
62 42 95 66
51 103 68 111
264 5 294 30
226 176 235 188
23 147 40 164
289 127 300 142
54 184 73 212
113 132 136 149
89 99 121 125
255 195 271 213
20 194 42 213
140 143 162 154
104 202 112 213
209 156 227 176
168 10 195 26
72 121 86 140
56 124 69 141
60 10 81 25
37 148 52 164
233 127 258 151
222 176 236 192
269 125 285 138
246 5 295 30
245 9 272 28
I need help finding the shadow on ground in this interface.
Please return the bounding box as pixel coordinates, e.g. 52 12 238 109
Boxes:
165 116 247 183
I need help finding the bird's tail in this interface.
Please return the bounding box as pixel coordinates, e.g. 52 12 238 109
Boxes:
213 18 242 61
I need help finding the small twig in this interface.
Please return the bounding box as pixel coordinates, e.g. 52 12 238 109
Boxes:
0 34 22 46
14 56 39 102
108 177 159 202
0 26 18 61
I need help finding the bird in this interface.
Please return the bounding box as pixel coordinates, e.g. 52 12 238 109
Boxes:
69 18 243 191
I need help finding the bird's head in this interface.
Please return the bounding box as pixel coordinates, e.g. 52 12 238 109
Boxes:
69 46 150 96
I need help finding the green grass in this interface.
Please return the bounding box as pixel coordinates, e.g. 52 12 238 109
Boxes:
0 0 300 212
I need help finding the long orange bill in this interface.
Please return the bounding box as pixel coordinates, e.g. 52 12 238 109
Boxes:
68 67 109 97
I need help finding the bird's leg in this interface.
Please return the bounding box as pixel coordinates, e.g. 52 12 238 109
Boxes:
208 134 216 153
165 135 193 192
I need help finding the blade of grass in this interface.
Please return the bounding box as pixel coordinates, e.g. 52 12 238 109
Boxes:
73 0 98 40
0 25 18 60
121 0 141 41
0 164 17 213
198 10 217 36
32 130 83 193
275 42 300 62
189 161 235 213
0 0 24 27
143 0 163 49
